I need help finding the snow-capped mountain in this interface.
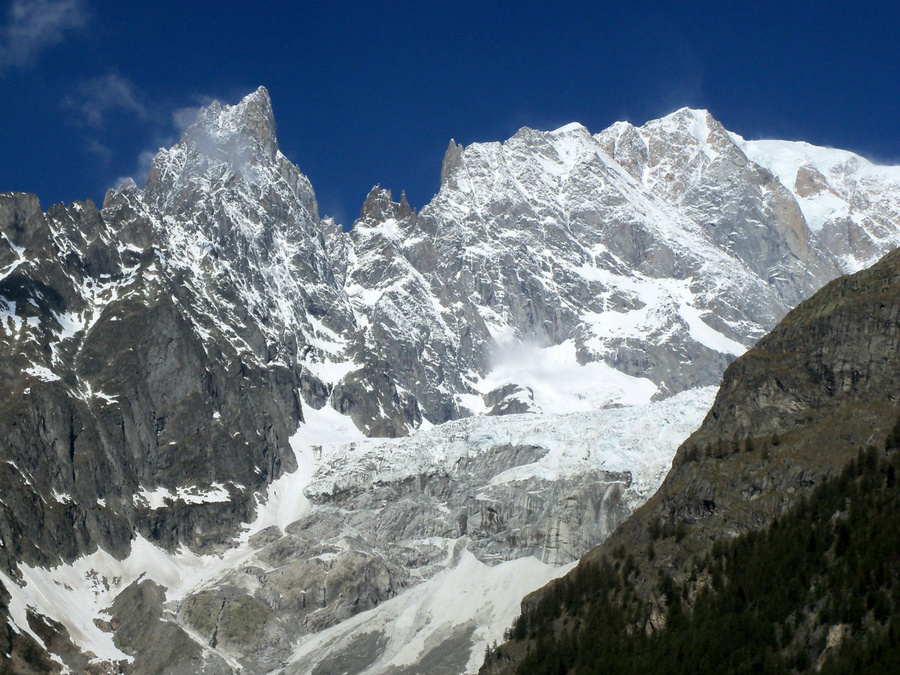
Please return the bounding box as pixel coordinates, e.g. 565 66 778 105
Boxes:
3 88 900 672
737 136 900 273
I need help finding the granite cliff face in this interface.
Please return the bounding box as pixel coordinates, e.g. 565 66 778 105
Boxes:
3 89 900 672
0 190 299 571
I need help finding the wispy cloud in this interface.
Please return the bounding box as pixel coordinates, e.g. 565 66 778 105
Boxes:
67 84 220 192
62 72 147 126
172 95 215 132
172 105 204 131
114 149 156 189
121 94 216 187
0 0 86 74
61 73 151 179
114 96 214 190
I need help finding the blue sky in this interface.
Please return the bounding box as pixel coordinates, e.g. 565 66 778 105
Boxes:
1 1 898 226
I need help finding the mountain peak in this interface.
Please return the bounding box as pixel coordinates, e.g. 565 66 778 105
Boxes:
441 139 464 185
184 86 279 165
549 121 589 135
357 185 412 224
229 85 277 151
642 106 736 159
652 107 714 131
143 87 285 203
661 106 713 124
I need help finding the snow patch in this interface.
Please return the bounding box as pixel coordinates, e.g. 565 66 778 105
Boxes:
574 266 747 358
51 490 74 504
679 304 746 356
24 365 60 382
0 298 22 332
245 403 365 536
550 122 588 135
479 339 658 414
2 534 277 665
134 482 232 510
284 547 575 675
302 358 359 386
52 311 85 340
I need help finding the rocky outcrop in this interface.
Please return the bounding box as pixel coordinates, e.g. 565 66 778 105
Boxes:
615 247 900 564
483 384 537 416
441 140 465 185
0 190 300 573
108 580 232 674
643 246 900 545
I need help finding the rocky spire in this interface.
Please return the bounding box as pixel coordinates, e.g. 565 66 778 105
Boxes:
221 85 279 161
144 87 281 202
187 86 278 162
398 190 412 219
357 185 414 224
440 139 464 185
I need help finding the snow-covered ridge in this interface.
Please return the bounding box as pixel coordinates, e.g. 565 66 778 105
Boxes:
737 136 900 189
735 135 900 271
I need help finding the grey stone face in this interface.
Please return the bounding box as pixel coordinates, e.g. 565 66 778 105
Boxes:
0 186 300 574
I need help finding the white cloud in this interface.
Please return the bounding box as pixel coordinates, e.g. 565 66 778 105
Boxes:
118 95 216 189
172 106 202 131
135 149 156 182
89 89 219 192
62 72 147 126
112 149 159 191
0 0 86 74
172 94 215 130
